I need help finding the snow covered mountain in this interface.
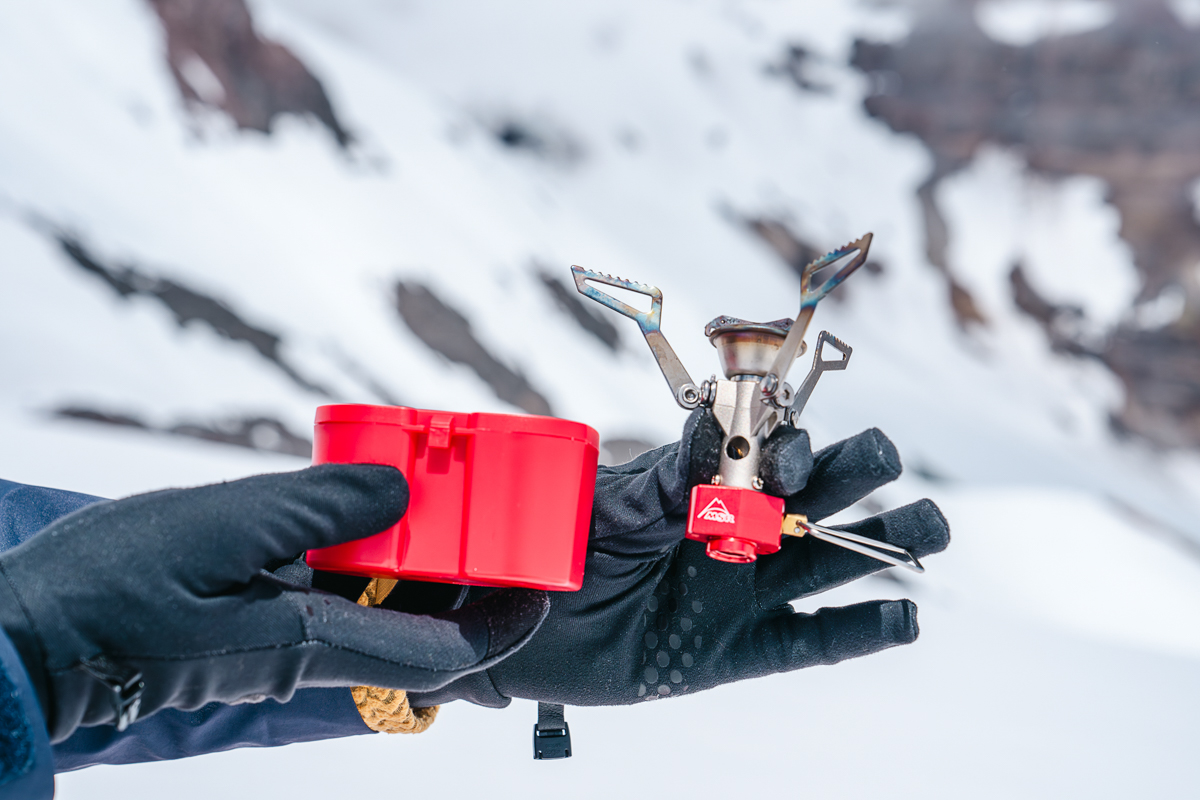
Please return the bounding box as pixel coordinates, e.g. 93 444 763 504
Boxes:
2 0 1199 797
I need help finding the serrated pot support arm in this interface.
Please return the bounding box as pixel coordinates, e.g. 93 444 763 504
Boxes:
570 266 702 409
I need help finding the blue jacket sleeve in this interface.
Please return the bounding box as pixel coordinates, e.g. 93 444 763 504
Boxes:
0 478 374 774
0 627 53 799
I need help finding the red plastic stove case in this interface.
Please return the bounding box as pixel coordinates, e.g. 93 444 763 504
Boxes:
306 404 600 591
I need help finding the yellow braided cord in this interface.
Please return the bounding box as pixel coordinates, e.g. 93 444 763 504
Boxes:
357 578 399 607
351 685 440 734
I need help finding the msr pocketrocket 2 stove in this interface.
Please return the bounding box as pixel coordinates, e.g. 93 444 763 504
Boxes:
572 233 923 572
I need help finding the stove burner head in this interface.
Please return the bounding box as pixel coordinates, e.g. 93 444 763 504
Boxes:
705 317 805 379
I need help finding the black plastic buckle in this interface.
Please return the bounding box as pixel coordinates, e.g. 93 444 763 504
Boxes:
80 655 145 731
533 702 572 759
533 724 572 759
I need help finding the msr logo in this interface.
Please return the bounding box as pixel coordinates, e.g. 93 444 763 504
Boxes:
697 497 736 524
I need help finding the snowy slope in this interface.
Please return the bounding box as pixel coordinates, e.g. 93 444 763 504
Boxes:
1 0 1198 797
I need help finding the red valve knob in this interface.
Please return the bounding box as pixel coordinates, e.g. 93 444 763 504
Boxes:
704 537 758 563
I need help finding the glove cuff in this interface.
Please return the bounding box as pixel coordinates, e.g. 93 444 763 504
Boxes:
404 666 511 709
0 565 50 724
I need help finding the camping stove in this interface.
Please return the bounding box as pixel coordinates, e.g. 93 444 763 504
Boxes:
572 233 922 572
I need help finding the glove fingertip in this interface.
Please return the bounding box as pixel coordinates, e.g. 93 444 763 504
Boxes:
451 589 550 661
911 498 950 557
761 426 814 497
861 427 902 481
307 463 409 533
485 589 550 659
793 428 904 520
879 598 918 646
760 598 920 675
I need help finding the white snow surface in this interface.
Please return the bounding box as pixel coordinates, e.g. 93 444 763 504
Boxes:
0 0 1197 797
974 0 1117 46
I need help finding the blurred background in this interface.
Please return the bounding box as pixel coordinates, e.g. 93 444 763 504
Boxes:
3 0 1200 796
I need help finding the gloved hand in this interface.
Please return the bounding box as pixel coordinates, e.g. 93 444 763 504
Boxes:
0 464 549 742
408 412 949 708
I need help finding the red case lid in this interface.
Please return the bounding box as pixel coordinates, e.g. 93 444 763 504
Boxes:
315 404 598 446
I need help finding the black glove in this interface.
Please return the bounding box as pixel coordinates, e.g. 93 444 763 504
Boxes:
409 412 949 708
0 464 549 742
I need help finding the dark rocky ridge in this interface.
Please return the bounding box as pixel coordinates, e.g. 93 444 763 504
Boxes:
850 0 1200 446
744 217 825 278
55 406 312 457
486 115 585 167
148 0 351 147
739 215 883 300
1008 263 1091 357
393 281 554 416
538 269 622 352
55 231 334 398
766 44 834 94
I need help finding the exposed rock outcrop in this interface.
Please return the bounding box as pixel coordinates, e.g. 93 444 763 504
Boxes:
55 231 334 397
148 0 351 146
850 0 1200 445
738 215 883 301
55 406 312 457
394 281 554 416
538 269 622 352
